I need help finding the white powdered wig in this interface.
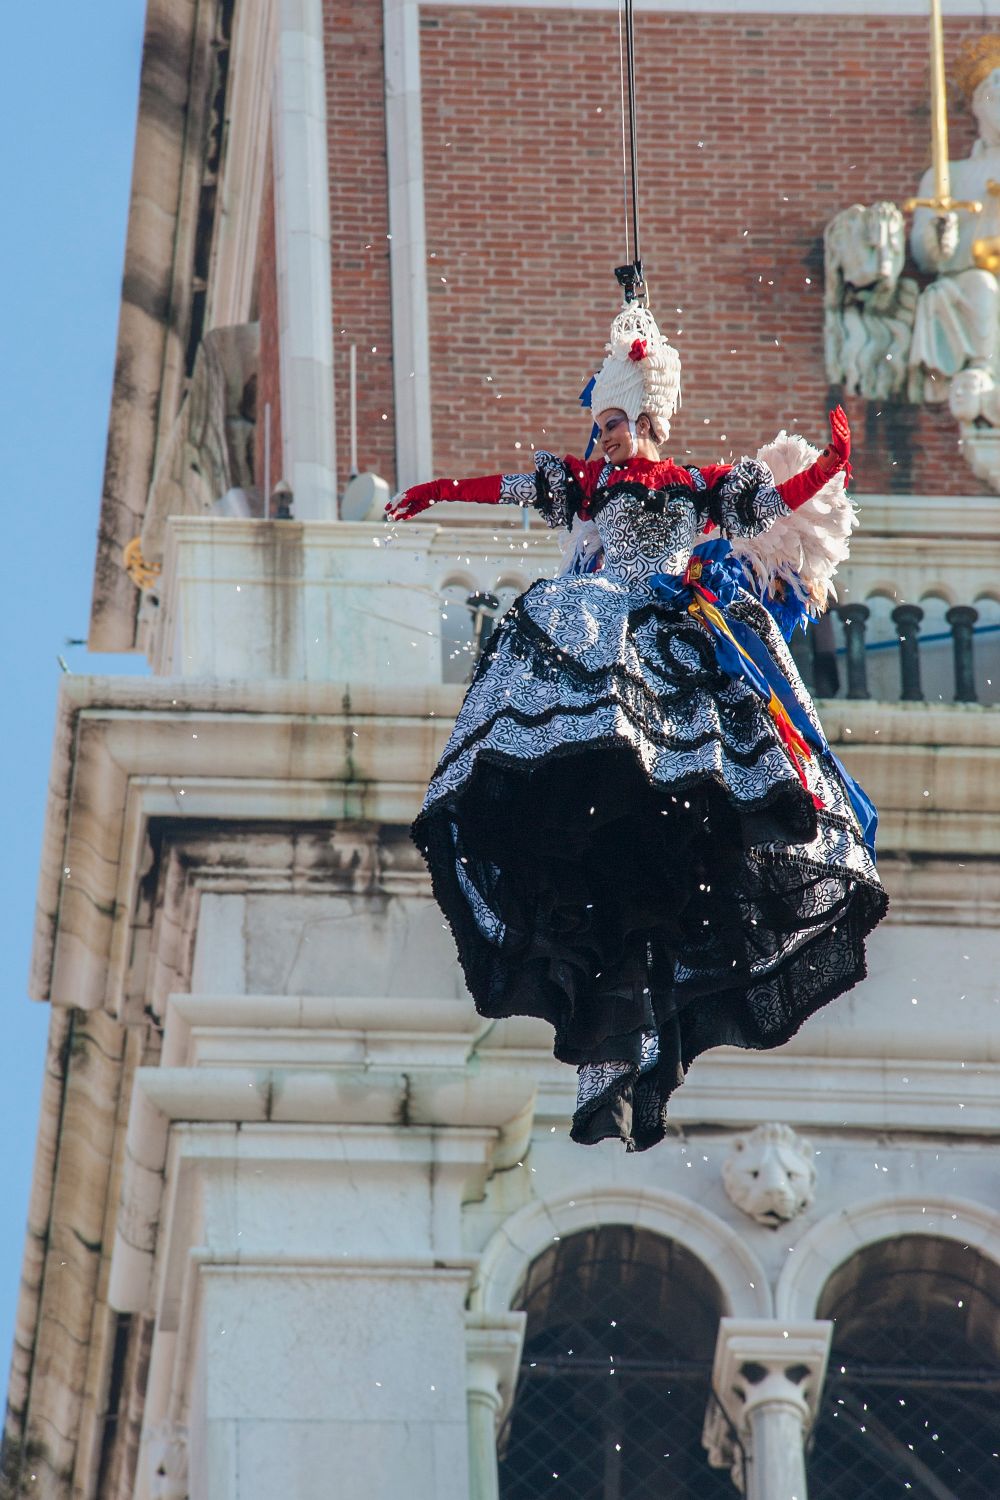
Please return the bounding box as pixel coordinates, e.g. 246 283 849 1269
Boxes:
588 304 682 442
730 431 858 614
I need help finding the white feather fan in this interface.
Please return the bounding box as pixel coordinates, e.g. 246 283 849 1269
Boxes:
729 432 858 615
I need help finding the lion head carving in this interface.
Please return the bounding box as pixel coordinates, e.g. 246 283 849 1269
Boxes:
721 1123 817 1228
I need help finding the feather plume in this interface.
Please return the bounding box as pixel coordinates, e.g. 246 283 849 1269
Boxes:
730 432 858 615
557 515 604 576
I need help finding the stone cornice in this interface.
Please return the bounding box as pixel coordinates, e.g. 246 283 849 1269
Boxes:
30 676 1000 1013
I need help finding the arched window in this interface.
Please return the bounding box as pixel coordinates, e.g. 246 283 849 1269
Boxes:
497 1224 733 1499
808 1235 1000 1497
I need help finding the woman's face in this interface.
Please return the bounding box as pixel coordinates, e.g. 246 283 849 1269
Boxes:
595 408 634 462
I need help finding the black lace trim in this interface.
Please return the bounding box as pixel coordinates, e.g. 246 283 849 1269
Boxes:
471 585 708 693
703 458 774 535
564 461 588 526
419 733 871 875
412 738 888 1151
588 478 696 521
469 587 775 741
533 461 556 524
436 690 784 775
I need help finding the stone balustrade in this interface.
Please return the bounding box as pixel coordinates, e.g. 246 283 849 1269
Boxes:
150 499 1000 711
150 513 561 680
807 492 1000 706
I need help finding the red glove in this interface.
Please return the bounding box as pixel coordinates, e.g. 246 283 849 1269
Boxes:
385 473 501 522
776 407 852 511
817 405 851 475
386 480 444 521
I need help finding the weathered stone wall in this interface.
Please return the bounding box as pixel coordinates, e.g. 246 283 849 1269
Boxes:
254 135 282 498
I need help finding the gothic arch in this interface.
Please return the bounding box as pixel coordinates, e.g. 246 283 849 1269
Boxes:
470 1185 772 1317
775 1193 1000 1321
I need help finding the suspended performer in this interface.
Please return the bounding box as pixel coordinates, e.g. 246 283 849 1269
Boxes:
386 302 888 1152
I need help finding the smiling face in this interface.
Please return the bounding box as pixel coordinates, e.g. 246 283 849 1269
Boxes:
595 408 659 462
595 408 633 463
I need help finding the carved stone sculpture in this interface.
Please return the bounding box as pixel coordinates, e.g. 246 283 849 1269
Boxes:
146 1420 189 1500
824 202 918 400
721 1122 816 1228
141 321 260 566
909 56 1000 401
824 37 1000 490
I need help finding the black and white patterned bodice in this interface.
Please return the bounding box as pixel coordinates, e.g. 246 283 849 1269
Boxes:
595 484 702 588
499 450 787 585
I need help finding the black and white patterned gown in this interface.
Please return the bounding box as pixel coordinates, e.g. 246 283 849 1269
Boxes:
412 451 888 1151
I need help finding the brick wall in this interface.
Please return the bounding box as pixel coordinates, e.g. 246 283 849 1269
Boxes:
324 0 397 491
255 135 283 498
418 7 989 496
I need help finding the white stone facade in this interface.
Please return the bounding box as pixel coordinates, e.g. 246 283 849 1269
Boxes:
5 2 1000 1498
8 506 1000 1495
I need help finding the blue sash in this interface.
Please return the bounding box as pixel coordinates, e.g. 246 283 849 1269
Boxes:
649 540 878 860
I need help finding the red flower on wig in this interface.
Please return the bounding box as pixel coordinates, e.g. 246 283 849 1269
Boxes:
628 338 648 362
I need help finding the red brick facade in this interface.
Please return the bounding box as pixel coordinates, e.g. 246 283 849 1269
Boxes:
324 0 397 490
420 7 986 496
254 6 993 498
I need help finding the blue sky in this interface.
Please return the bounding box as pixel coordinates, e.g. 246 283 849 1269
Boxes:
0 3 146 1383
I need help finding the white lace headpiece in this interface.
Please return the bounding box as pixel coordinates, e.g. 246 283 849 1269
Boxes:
587 304 682 441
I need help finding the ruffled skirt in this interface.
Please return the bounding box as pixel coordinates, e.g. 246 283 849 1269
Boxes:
413 572 888 1152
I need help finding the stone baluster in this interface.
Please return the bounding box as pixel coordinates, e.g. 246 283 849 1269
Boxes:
834 604 871 700
703 1319 833 1500
810 612 840 699
946 605 979 703
465 1311 526 1500
891 602 925 702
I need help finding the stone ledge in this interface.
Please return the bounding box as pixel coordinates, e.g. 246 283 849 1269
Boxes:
31 676 1000 1016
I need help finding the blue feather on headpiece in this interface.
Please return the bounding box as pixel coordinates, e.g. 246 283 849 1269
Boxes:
579 375 598 459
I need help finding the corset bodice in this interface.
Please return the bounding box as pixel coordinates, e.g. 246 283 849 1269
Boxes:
594 484 702 588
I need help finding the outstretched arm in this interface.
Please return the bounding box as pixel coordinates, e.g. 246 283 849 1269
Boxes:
776 407 851 511
386 472 503 521
386 452 600 527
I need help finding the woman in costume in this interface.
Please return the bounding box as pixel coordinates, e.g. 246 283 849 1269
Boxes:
387 303 888 1152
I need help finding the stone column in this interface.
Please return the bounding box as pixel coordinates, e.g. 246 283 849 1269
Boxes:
702 1319 833 1499
465 1312 526 1500
272 0 338 516
383 0 434 488
112 989 537 1500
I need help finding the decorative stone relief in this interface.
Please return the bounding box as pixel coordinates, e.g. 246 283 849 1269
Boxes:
824 202 918 401
141 321 260 566
824 38 1000 490
146 1420 189 1500
721 1122 816 1228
